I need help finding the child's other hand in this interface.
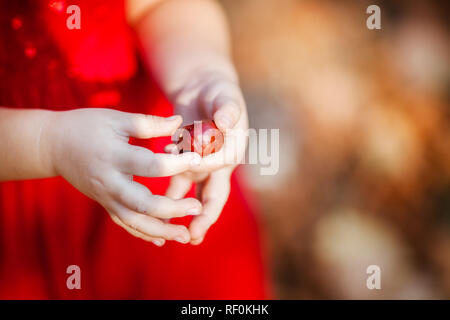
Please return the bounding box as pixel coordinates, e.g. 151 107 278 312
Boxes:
45 108 202 246
164 71 249 245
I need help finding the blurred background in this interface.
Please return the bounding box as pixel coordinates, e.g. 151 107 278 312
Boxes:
220 0 450 299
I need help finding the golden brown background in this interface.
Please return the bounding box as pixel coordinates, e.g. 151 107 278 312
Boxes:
221 0 450 299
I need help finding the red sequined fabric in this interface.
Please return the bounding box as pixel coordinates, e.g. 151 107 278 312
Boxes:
0 0 268 299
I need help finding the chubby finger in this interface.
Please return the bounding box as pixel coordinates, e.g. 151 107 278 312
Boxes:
164 143 179 155
108 211 166 246
164 145 230 176
121 113 182 139
198 77 242 130
118 145 201 177
166 174 193 200
108 175 202 219
189 169 232 245
113 204 191 243
213 95 241 131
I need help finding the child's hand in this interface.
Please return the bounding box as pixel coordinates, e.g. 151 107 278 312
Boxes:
164 71 249 244
45 108 202 246
132 0 251 245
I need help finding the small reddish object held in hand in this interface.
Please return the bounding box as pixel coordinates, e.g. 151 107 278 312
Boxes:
175 120 224 157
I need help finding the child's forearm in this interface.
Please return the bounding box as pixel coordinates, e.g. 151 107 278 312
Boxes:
0 107 57 181
133 0 238 99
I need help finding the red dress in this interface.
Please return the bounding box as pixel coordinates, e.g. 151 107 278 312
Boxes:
0 0 268 299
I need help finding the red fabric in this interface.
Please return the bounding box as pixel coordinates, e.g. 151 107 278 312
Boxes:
0 0 268 299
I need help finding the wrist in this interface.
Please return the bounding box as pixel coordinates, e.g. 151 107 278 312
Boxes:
171 66 240 110
39 110 64 177
166 51 239 100
187 54 239 86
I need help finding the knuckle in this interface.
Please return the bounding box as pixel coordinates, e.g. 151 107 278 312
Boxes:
149 199 168 218
86 162 103 180
123 213 140 229
147 157 164 176
132 113 151 135
96 146 115 164
89 173 109 198
124 146 142 168
134 200 148 214
108 183 124 201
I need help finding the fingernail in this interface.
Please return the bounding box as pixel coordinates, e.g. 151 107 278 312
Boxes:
186 208 200 215
191 236 204 246
152 240 164 247
174 237 188 244
166 115 179 121
219 115 233 128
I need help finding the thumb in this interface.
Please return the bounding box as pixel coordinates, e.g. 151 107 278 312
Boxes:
212 94 241 131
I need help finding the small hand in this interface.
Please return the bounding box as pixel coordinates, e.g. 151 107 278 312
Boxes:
46 108 202 246
165 71 249 244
